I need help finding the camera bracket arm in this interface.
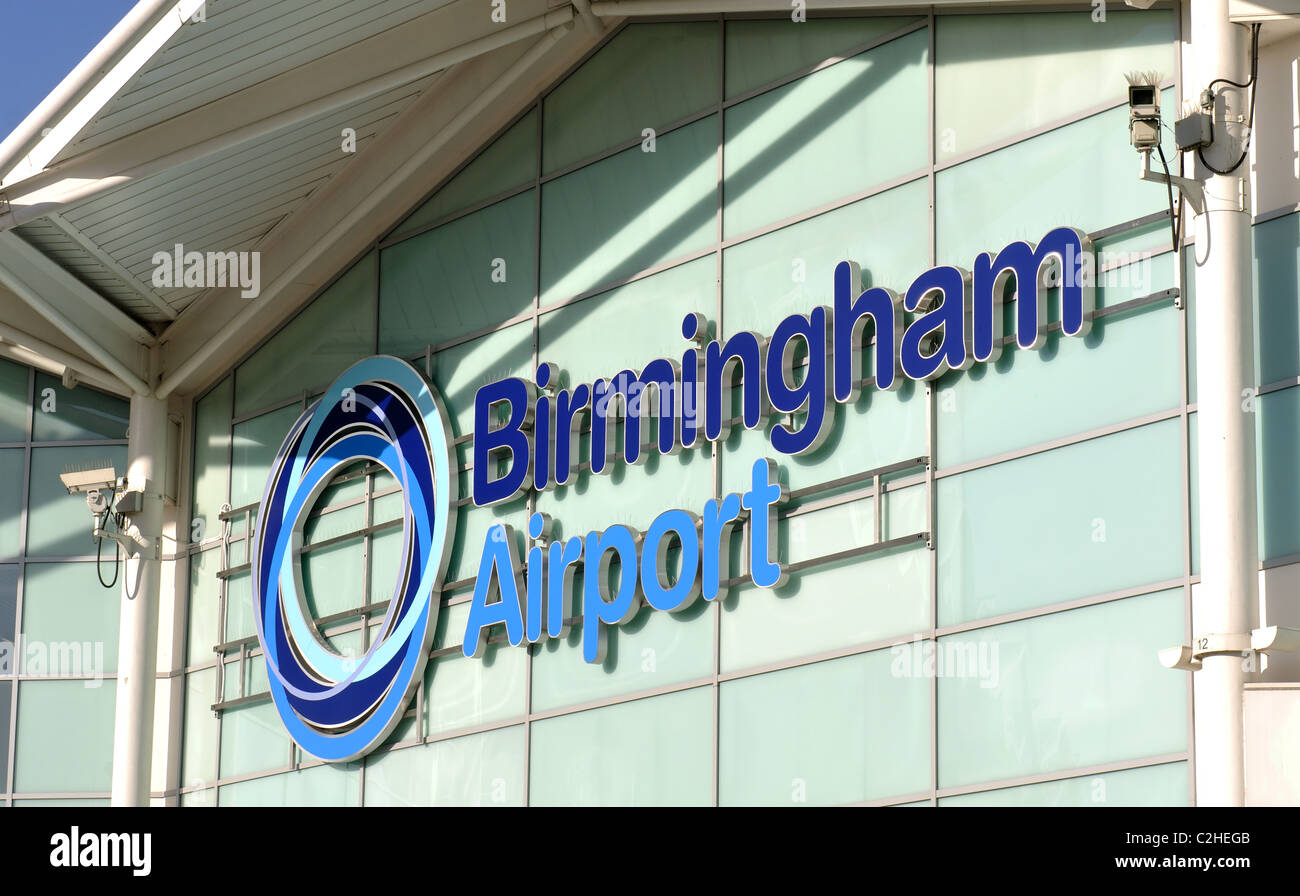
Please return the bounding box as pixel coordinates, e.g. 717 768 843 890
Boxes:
1138 149 1206 217
93 518 158 560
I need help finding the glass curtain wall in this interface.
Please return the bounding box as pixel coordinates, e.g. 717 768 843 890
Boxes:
180 9 1245 806
0 358 129 805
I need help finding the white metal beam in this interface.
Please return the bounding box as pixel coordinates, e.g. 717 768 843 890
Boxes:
0 0 186 185
571 0 605 31
0 322 128 396
46 213 178 320
0 231 151 393
0 1 574 232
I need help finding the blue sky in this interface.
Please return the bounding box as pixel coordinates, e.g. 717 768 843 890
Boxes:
0 2 139 141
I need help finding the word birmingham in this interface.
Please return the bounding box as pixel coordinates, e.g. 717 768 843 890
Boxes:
467 226 1096 662
151 243 261 298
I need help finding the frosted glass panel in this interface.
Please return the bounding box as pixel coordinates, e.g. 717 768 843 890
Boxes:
218 764 360 806
726 17 922 98
723 28 928 239
543 23 720 174
532 601 713 713
941 761 1189 806
539 255 715 387
540 116 717 305
719 650 930 805
21 561 118 675
935 10 1174 161
1183 246 1200 403
1189 411 1200 576
533 439 713 539
424 602 527 734
0 681 9 778
0 563 16 643
937 590 1188 788
530 688 713 806
192 376 231 543
0 358 27 441
723 177 929 336
530 449 714 708
234 253 376 416
720 384 925 496
301 536 365 626
937 301 1181 467
363 726 525 806
301 465 366 545
0 449 22 559
179 789 215 806
224 569 254 643
380 190 536 355
31 374 128 442
26 446 127 557
14 680 115 793
369 525 402 604
722 548 929 673
1255 211 1300 385
448 493 527 583
427 320 533 439
938 420 1184 624
395 109 537 235
219 700 289 779
187 548 220 664
1257 386 1300 561
936 91 1174 269
230 404 300 509
181 669 218 789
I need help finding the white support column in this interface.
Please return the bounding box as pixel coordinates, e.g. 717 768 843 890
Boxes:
111 388 168 806
1189 0 1260 807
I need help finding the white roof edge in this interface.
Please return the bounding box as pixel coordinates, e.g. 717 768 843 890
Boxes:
0 0 199 188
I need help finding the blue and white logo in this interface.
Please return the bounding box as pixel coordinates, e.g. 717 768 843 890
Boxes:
252 356 456 762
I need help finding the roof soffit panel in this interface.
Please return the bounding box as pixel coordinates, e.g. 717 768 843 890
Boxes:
33 0 554 181
0 0 563 231
52 0 460 162
158 18 613 398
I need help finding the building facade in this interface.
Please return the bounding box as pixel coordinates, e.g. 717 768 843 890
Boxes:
0 1 1297 806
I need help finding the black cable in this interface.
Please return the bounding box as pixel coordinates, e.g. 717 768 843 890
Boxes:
1156 143 1180 254
1206 23 1261 93
96 516 119 588
1198 23 1261 176
93 483 121 588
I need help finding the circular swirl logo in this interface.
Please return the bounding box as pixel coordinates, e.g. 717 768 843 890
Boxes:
251 356 456 762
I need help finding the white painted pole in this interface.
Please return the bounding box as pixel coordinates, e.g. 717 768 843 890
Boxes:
1189 0 1259 807
110 388 167 806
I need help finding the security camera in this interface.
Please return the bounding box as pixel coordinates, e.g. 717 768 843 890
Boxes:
59 463 118 495
1127 81 1162 151
57 462 153 562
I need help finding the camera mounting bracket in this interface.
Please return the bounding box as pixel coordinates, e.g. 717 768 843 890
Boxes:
1138 148 1205 216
